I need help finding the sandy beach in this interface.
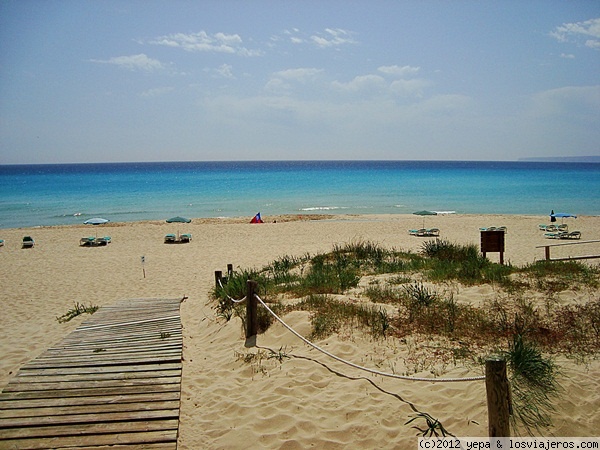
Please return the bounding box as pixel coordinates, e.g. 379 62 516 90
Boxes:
1 213 599 448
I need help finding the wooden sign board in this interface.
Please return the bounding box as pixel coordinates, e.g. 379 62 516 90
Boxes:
481 230 505 264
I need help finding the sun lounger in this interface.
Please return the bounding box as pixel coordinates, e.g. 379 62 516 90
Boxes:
95 236 111 245
179 233 192 243
480 226 507 233
557 224 568 232
0 239 4 247
560 231 581 240
80 236 96 246
409 228 439 237
544 231 568 239
164 234 177 243
22 236 35 248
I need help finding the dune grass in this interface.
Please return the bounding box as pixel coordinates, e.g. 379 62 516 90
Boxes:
212 239 600 435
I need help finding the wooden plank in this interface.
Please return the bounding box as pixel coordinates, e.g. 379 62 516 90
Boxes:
8 370 180 385
0 419 179 439
0 429 178 449
20 355 182 370
13 363 181 377
0 391 180 410
0 408 180 428
0 383 181 401
0 400 180 419
54 444 176 450
2 376 181 392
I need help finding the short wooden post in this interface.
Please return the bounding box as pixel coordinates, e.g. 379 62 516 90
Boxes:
227 263 233 278
486 358 510 438
246 280 258 340
545 246 551 260
214 270 222 289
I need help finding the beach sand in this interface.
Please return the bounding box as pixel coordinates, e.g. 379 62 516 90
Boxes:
1 214 599 448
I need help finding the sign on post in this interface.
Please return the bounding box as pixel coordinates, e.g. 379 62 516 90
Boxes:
481 230 505 264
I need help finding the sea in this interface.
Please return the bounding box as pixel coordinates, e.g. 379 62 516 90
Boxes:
0 160 599 229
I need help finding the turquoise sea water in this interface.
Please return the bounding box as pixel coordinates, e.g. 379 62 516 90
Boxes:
0 160 598 229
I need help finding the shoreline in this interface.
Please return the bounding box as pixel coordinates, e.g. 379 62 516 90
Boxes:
3 211 599 229
1 213 599 446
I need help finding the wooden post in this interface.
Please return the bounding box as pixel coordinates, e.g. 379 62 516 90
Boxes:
486 358 510 438
227 263 233 278
246 280 258 340
214 270 222 289
545 246 551 260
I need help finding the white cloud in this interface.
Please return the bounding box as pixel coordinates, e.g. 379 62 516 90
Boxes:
273 68 323 81
530 85 600 117
332 74 386 92
217 64 234 79
560 53 575 59
310 28 356 48
390 78 431 97
149 31 263 56
332 69 430 98
585 39 600 49
89 54 164 71
550 17 600 49
377 65 420 77
265 68 323 93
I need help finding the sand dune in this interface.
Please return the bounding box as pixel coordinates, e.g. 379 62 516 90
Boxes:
0 214 598 448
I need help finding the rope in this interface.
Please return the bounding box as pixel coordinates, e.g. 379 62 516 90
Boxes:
218 278 246 303
254 294 485 383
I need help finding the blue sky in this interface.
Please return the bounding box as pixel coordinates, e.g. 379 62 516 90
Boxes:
1 0 599 164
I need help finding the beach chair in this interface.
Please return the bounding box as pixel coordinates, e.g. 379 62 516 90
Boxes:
22 236 35 248
426 228 440 237
545 225 558 232
179 233 192 243
80 236 95 246
557 224 568 232
164 234 177 243
562 231 581 240
0 239 4 247
544 231 567 239
95 236 111 245
538 224 548 231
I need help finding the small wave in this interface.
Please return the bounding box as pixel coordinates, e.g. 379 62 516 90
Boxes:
299 206 349 211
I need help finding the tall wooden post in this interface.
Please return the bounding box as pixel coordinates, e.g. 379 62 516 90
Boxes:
486 358 510 438
246 280 258 340
214 270 222 289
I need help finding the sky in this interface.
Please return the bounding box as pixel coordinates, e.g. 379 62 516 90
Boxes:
0 0 599 164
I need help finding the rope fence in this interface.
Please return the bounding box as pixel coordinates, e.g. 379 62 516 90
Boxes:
255 293 485 383
214 270 510 436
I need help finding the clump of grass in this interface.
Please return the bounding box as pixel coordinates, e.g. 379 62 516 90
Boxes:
289 294 392 340
363 283 404 304
504 334 561 434
405 412 451 437
56 303 99 323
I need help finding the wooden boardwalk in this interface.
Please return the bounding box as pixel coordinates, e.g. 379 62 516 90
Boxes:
0 298 183 450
